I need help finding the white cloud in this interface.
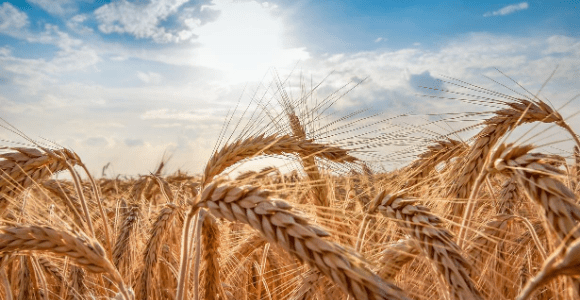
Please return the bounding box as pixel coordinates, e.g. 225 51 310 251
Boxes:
141 108 225 121
94 0 195 43
543 35 580 55
66 14 93 35
137 71 163 84
375 37 384 43
27 0 77 16
300 33 579 116
152 123 183 128
0 23 100 98
484 2 529 17
0 2 29 35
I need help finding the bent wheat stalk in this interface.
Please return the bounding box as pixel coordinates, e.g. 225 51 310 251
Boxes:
0 225 131 300
288 113 329 207
448 99 577 218
517 235 580 300
202 134 356 186
0 147 80 213
195 181 410 300
489 144 580 243
176 134 356 300
405 138 466 187
369 191 483 300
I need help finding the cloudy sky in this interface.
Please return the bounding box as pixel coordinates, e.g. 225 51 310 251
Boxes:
0 0 579 176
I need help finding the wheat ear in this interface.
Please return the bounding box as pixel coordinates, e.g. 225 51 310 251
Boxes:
66 266 85 300
288 113 330 207
489 144 580 243
16 256 32 300
112 204 139 279
174 134 356 299
135 203 178 300
200 211 225 300
0 147 80 213
202 134 356 185
448 99 574 214
195 181 410 300
453 99 578 247
0 225 131 300
517 235 580 300
369 191 483 300
497 178 521 214
405 138 466 187
37 256 65 295
377 239 419 281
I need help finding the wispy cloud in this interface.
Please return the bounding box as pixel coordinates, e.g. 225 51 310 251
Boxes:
484 2 529 17
137 71 163 85
66 14 93 35
94 0 212 43
27 0 78 16
0 2 29 35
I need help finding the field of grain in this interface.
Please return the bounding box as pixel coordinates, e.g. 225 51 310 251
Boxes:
0 75 579 300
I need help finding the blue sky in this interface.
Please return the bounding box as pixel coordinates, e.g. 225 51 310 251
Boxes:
0 0 579 175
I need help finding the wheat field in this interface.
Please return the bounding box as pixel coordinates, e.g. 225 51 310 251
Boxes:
0 74 579 300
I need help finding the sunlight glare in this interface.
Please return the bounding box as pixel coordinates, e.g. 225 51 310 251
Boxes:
193 0 308 83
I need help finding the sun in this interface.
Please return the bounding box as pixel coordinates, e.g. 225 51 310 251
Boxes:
193 0 308 83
